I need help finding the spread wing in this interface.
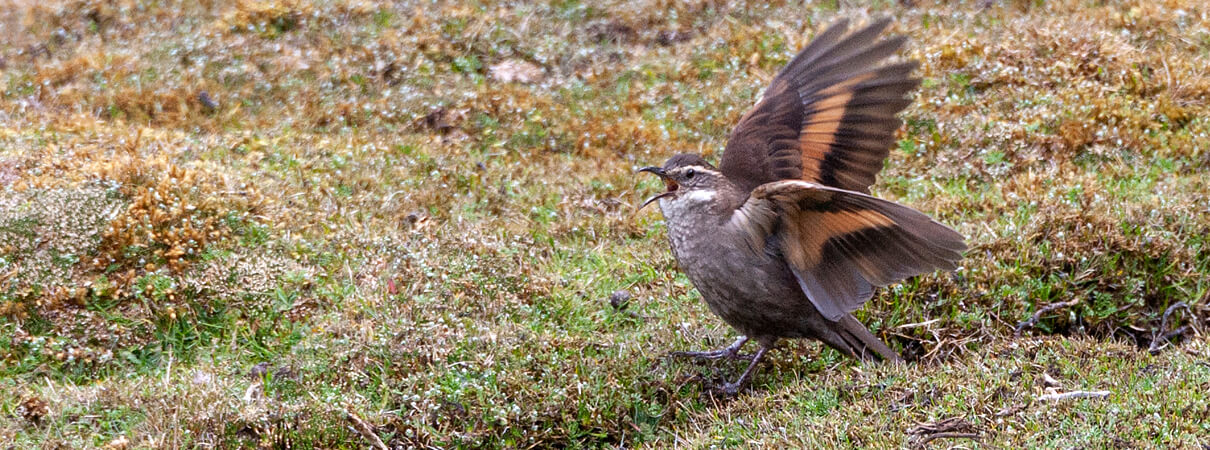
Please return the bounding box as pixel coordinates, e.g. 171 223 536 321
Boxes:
720 18 920 194
730 180 966 321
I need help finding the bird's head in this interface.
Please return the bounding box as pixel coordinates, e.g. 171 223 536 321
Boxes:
636 153 726 213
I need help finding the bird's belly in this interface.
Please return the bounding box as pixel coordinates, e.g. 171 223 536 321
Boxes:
666 224 813 339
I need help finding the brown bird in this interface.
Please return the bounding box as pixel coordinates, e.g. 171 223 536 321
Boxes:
637 18 965 394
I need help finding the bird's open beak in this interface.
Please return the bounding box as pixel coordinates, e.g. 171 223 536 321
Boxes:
635 166 678 213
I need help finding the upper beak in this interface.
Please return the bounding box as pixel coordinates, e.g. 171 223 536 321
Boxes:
637 166 665 177
634 166 677 214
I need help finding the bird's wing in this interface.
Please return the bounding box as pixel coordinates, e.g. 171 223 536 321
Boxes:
720 18 919 194
729 180 966 321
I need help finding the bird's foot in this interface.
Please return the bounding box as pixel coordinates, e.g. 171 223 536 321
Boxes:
669 349 754 362
710 345 770 397
668 336 752 362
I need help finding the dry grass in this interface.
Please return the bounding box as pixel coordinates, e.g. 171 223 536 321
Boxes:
1 0 1209 447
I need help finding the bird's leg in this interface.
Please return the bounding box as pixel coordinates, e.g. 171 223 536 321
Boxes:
718 345 770 396
669 336 753 361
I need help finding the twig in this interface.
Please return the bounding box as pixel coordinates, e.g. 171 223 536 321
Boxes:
1014 299 1080 336
1149 301 1190 354
909 416 974 434
1036 390 1110 401
345 409 389 450
896 318 941 330
914 432 981 446
908 416 981 447
1151 325 1192 354
1164 326 1190 340
1160 301 1188 330
994 402 1027 417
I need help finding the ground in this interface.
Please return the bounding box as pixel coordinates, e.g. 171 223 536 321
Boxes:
1 0 1209 448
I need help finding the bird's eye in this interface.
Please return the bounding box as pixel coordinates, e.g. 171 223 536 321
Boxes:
685 168 695 179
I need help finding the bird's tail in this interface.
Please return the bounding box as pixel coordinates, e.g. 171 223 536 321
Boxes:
832 314 903 363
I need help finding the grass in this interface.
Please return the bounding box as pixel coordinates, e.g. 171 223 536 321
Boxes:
1 0 1209 447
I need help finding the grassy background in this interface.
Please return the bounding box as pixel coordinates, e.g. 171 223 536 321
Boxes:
1 0 1208 447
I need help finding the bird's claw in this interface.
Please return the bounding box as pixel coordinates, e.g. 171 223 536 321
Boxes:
715 382 743 396
668 336 751 363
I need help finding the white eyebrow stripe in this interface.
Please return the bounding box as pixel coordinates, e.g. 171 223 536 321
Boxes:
678 165 716 174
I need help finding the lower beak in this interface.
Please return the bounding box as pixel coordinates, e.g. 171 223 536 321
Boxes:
637 191 675 212
634 166 677 215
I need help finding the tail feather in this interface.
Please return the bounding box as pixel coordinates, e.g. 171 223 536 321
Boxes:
833 315 903 362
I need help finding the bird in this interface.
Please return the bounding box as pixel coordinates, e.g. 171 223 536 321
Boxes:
636 18 966 395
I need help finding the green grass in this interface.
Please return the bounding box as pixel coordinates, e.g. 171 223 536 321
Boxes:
1 0 1209 447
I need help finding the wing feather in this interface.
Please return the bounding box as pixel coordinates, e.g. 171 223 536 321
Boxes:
721 18 919 194
730 180 966 321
